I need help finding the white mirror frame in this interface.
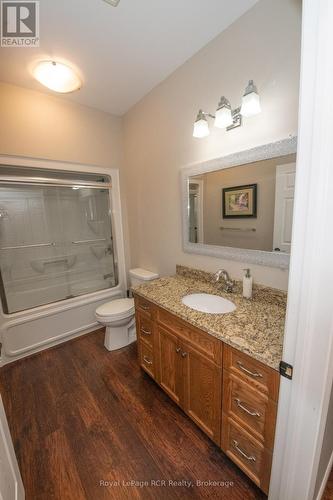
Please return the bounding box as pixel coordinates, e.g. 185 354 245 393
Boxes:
181 136 297 269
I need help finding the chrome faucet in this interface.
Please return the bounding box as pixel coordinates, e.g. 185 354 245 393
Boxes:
214 269 235 293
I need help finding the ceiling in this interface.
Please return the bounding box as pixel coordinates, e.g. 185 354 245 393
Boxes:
0 0 258 115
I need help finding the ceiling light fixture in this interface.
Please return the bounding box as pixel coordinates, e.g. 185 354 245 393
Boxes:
32 61 82 93
193 80 261 138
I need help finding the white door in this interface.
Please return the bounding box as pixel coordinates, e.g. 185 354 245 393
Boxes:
273 163 296 253
0 396 24 500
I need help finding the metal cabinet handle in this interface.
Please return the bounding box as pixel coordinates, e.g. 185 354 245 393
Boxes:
237 361 263 378
143 356 152 365
140 304 150 311
181 352 188 358
176 347 181 353
234 398 261 418
140 327 151 336
232 440 256 462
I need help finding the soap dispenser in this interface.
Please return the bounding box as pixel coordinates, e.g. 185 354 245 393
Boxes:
243 269 253 299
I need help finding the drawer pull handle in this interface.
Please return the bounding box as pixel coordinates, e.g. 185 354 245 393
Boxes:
235 398 261 417
232 440 256 462
181 351 188 358
141 327 151 336
176 347 181 353
143 356 152 365
237 361 263 378
140 304 150 311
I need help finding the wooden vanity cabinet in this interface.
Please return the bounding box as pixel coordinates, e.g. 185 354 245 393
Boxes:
182 341 222 443
221 346 279 494
157 325 184 406
134 295 279 494
135 297 157 378
157 323 222 444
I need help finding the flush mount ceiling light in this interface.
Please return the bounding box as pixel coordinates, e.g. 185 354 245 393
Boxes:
103 0 121 6
193 80 261 138
32 61 82 93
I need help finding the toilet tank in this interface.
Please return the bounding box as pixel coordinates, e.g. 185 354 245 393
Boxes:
129 268 159 288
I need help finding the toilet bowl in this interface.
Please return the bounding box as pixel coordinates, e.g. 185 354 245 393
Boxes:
95 268 159 351
96 298 136 351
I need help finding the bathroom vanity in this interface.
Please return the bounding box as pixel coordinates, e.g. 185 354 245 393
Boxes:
133 266 285 494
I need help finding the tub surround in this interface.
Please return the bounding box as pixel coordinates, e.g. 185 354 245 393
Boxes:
132 265 287 370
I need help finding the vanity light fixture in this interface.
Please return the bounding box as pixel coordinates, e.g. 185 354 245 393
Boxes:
32 61 81 93
240 80 261 117
193 110 210 138
193 80 261 138
214 96 233 128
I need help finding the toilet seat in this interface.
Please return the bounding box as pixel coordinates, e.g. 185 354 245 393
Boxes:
96 298 135 321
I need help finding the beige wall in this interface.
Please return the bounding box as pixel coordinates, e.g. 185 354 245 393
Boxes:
0 81 131 271
199 154 296 251
0 0 301 291
0 82 123 168
123 0 301 290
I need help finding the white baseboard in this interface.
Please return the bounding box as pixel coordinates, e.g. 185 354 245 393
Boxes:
315 451 333 500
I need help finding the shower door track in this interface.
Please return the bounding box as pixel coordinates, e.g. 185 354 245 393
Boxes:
0 243 56 251
0 176 112 189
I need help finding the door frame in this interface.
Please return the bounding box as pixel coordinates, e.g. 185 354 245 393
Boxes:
269 1 333 498
0 396 25 499
188 179 204 243
272 162 296 253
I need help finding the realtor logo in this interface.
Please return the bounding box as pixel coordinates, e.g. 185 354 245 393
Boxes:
1 1 39 46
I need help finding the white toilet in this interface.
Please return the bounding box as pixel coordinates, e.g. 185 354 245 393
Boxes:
95 268 159 351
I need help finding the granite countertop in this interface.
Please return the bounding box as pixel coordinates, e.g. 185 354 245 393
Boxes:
132 265 287 371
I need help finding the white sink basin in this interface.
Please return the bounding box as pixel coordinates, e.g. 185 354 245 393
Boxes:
182 293 236 314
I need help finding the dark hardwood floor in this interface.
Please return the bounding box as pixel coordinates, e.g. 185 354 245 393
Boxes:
0 329 266 499
323 468 333 500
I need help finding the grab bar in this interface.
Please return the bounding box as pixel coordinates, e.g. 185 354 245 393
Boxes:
72 238 107 245
220 227 256 232
0 242 56 250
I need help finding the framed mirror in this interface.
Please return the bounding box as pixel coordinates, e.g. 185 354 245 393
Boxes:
181 137 297 269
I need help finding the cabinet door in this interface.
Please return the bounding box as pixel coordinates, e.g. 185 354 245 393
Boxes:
157 326 184 405
183 344 222 445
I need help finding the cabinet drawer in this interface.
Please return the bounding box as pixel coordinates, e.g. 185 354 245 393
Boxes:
224 346 280 401
222 414 271 494
223 371 277 449
135 295 154 318
157 308 221 365
137 313 154 348
139 343 155 378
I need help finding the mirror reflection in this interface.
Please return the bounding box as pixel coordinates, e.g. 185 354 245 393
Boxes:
188 153 296 253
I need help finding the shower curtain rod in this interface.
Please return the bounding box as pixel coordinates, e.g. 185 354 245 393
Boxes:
0 176 112 189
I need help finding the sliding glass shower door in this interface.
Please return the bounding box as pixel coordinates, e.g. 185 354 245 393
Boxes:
0 181 117 313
